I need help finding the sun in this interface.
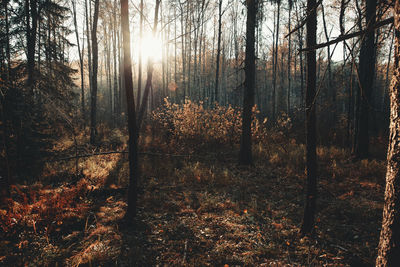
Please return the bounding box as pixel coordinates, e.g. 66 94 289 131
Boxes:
140 33 163 63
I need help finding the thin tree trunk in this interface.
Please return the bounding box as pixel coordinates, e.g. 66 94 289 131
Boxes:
137 0 161 130
113 0 119 119
272 1 281 120
287 5 291 114
214 0 223 103
137 0 143 109
89 0 99 144
72 0 85 123
85 0 92 103
26 0 38 95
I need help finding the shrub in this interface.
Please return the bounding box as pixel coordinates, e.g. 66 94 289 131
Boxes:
152 98 267 147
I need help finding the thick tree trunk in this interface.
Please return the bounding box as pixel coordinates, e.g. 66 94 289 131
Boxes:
376 2 400 265
239 0 256 165
354 0 376 159
301 0 317 235
89 0 99 145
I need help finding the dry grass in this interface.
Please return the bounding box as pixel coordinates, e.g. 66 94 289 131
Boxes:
0 103 388 266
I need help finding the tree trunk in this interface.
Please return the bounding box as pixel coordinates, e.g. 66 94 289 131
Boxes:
26 0 38 94
113 0 119 120
287 5 291 114
121 0 139 220
85 0 92 101
89 0 99 145
376 2 400 264
272 1 280 120
137 0 143 109
301 0 317 235
72 0 85 124
354 0 376 159
239 0 256 165
214 0 223 103
137 0 161 131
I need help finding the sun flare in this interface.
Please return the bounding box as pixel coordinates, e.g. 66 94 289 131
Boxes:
139 33 163 63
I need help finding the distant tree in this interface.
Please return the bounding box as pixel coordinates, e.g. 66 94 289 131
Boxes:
214 0 223 103
90 0 100 144
71 0 85 124
301 0 317 235
239 0 256 165
25 0 39 94
376 1 400 265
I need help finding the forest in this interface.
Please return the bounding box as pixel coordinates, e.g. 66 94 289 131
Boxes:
1 0 400 265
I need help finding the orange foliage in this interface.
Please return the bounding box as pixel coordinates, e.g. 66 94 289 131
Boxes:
0 180 90 233
152 98 267 146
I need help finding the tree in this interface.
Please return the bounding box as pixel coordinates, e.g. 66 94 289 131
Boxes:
376 1 400 264
239 0 256 165
122 0 161 220
71 0 85 123
90 0 100 144
137 0 143 109
353 0 376 158
214 0 223 103
120 0 139 219
301 0 317 235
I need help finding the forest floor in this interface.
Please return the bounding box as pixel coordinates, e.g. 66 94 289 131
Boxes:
0 128 387 266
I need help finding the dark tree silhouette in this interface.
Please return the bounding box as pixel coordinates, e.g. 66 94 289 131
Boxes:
90 0 99 144
354 0 376 159
239 0 256 165
120 0 139 219
301 0 317 235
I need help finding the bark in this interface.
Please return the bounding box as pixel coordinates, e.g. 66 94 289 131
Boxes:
287 5 292 114
90 0 99 145
214 0 223 103
239 0 256 165
376 2 400 264
301 0 317 235
85 0 92 105
121 0 139 220
354 0 376 159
